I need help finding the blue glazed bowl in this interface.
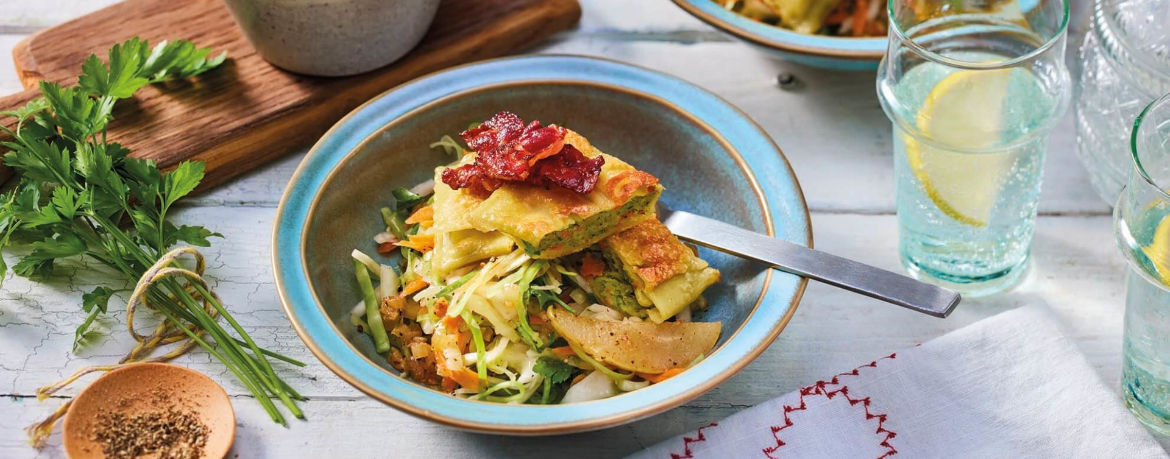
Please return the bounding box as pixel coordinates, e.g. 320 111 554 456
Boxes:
671 0 885 70
273 55 811 434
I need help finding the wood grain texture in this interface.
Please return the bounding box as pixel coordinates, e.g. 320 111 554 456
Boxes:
0 0 581 189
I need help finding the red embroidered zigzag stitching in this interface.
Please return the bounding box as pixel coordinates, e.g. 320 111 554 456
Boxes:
670 422 718 459
763 353 899 459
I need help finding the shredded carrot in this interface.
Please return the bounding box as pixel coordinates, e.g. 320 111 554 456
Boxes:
450 367 480 390
396 234 435 253
572 373 587 385
852 0 869 37
405 205 434 224
637 367 686 383
528 314 547 325
579 253 605 279
441 377 458 392
440 315 471 352
441 314 463 331
376 241 398 255
420 220 434 228
434 297 450 316
549 346 575 358
401 277 429 297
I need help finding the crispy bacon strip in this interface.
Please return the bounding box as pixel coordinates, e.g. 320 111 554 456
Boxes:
461 111 525 153
441 111 603 195
525 145 603 194
440 162 500 197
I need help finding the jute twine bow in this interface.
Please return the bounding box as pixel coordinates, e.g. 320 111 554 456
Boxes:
26 247 220 448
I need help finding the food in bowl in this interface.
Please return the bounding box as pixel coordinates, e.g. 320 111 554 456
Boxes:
348 111 723 404
716 0 888 37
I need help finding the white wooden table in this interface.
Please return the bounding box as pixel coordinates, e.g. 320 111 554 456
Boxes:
3 0 1163 457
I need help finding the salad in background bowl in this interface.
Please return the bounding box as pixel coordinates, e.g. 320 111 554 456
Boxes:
671 0 887 70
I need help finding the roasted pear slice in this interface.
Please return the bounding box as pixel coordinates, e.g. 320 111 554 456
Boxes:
547 308 720 374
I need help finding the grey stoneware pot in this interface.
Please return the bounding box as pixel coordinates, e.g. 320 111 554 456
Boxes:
222 0 440 76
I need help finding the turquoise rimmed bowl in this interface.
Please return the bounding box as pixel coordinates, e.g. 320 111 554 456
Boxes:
272 55 811 434
671 0 885 70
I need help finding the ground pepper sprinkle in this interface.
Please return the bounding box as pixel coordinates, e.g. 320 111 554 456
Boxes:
91 404 209 459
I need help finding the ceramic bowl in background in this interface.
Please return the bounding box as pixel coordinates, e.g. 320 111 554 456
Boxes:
221 0 440 76
273 55 811 433
670 0 885 70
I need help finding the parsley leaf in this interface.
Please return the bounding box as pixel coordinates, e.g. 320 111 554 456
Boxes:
13 233 88 279
38 81 113 141
526 277 577 314
533 356 577 405
392 187 426 209
78 41 149 99
82 286 117 315
75 286 119 350
77 37 224 98
534 356 575 384
162 161 204 209
175 225 221 247
383 187 429 240
139 39 226 82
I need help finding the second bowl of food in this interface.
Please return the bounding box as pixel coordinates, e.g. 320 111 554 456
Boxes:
671 0 887 70
273 54 811 433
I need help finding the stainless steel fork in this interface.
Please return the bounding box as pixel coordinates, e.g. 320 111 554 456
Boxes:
657 204 961 318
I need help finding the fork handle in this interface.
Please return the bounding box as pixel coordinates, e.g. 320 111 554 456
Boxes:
659 209 961 318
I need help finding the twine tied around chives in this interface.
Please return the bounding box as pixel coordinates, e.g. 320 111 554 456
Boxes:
26 247 219 447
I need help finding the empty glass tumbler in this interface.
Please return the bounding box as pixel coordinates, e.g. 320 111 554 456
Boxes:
1075 0 1170 205
877 0 1072 296
1117 93 1170 434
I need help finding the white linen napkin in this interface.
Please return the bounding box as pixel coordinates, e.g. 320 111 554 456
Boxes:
630 305 1169 459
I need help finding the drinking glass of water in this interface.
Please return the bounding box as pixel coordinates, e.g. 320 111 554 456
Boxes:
877 0 1071 297
1117 93 1170 433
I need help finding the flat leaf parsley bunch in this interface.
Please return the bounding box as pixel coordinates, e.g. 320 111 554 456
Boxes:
0 37 305 444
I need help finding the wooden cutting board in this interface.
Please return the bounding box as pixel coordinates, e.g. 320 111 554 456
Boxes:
0 0 580 189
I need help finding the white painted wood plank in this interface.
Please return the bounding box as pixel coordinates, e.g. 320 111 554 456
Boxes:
577 0 719 36
0 1 116 32
0 212 1141 458
0 35 27 95
188 150 307 207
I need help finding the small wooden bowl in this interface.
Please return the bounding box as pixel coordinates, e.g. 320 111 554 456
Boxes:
63 363 236 459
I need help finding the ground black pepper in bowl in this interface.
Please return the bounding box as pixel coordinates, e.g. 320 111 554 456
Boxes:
91 406 209 459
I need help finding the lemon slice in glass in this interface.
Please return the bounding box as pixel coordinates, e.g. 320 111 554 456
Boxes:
905 68 1015 227
1143 214 1170 286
